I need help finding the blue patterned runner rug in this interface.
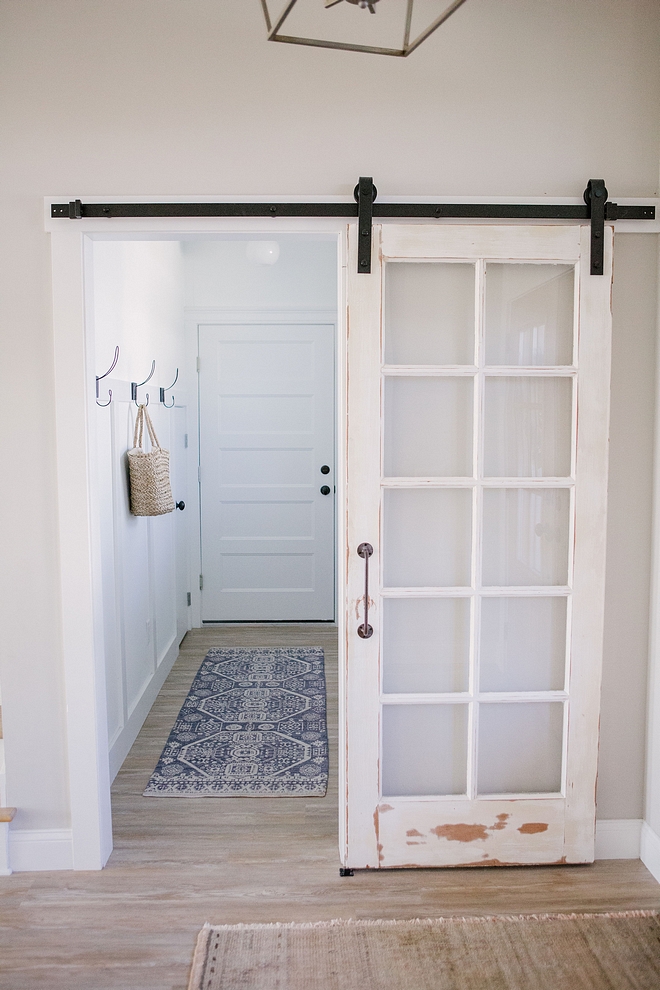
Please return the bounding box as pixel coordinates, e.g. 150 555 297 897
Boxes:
143 647 328 797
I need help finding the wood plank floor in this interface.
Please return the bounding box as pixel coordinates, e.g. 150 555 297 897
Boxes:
1 624 658 989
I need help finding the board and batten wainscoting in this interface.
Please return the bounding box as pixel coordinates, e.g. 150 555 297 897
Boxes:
96 388 187 781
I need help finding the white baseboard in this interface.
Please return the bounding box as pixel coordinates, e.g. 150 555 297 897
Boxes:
640 821 660 883
108 636 179 781
3 820 657 875
0 822 10 875
9 829 74 872
594 819 642 859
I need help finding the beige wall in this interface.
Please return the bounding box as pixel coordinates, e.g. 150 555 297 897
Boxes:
0 0 659 834
599 234 658 820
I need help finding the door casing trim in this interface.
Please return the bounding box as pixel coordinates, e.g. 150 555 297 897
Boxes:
47 214 348 869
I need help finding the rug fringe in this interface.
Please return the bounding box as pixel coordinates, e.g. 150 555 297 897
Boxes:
200 910 659 932
187 923 212 990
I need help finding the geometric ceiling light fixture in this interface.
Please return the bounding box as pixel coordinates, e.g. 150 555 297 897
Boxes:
260 0 469 57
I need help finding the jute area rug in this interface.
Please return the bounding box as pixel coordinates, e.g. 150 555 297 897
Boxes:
188 914 660 990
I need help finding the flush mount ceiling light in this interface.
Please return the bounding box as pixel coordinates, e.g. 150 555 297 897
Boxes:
246 241 281 265
260 0 469 57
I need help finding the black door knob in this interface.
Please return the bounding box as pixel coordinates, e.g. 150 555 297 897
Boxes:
320 485 331 496
320 465 330 474
176 501 185 510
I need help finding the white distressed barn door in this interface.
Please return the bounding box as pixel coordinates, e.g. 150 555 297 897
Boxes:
344 223 613 869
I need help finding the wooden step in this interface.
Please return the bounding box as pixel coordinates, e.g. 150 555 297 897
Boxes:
0 808 16 823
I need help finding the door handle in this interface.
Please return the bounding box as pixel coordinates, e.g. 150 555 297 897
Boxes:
357 543 373 639
320 465 330 474
176 501 185 510
320 485 331 495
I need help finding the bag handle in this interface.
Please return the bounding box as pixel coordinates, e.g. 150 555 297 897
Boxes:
142 405 161 450
133 403 144 450
133 403 162 451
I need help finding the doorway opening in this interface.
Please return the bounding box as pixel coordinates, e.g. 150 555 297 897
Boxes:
87 231 340 852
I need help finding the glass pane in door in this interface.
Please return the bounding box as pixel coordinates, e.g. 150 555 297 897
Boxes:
482 488 570 586
384 377 473 477
384 489 472 587
382 704 468 796
477 702 564 794
479 597 567 692
484 377 572 477
485 264 574 366
383 598 470 693
385 263 475 365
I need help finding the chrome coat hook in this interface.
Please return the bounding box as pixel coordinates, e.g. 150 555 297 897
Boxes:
96 345 119 407
160 368 179 408
132 360 156 405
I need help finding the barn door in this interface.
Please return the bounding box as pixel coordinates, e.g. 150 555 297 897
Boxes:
344 223 613 869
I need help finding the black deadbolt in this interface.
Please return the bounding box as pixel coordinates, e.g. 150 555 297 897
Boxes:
320 485 331 496
176 501 185 511
320 464 330 474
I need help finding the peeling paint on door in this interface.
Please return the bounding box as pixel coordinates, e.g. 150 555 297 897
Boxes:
431 823 490 843
430 814 511 844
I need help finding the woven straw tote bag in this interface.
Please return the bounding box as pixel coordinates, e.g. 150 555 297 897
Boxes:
127 404 175 516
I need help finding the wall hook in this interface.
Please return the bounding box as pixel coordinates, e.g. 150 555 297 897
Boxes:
160 368 179 408
96 345 119 406
132 360 156 405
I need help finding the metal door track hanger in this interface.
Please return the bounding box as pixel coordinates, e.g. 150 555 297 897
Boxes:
53 177 654 276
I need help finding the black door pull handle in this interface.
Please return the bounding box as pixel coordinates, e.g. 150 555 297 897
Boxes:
176 501 185 510
320 486 331 496
320 465 330 474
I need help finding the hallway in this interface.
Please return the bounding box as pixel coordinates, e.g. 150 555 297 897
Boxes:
0 625 658 989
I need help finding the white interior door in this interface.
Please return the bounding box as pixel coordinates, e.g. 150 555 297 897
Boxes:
344 223 613 869
199 323 335 621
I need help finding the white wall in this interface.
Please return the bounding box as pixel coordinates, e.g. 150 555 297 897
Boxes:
184 238 337 311
0 0 658 849
91 241 186 779
92 240 184 387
